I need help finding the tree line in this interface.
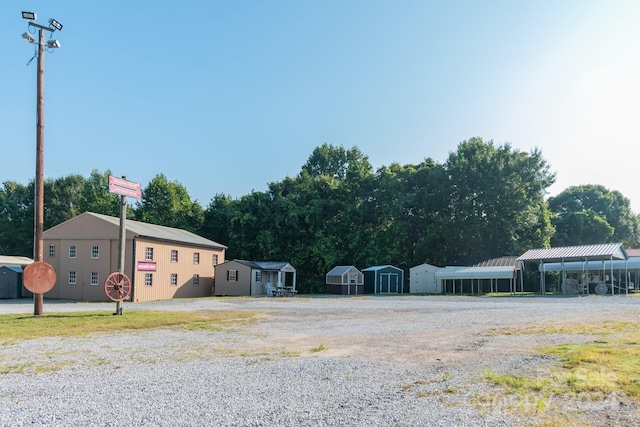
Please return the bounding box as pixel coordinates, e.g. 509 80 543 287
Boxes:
2 137 639 293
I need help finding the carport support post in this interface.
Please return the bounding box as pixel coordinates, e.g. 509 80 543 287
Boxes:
115 191 126 315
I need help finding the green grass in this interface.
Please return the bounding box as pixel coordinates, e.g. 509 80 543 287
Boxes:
477 318 640 425
0 310 260 342
310 343 326 353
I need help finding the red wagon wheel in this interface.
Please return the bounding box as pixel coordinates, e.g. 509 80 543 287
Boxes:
104 272 131 302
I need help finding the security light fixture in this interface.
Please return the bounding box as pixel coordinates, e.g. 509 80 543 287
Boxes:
22 11 37 20
22 32 35 43
47 40 61 49
48 18 63 31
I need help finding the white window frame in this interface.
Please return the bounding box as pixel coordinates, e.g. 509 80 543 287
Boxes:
171 250 178 263
146 247 154 261
68 271 77 285
170 273 178 286
69 245 77 259
228 270 237 282
212 254 219 266
255 271 261 282
145 273 153 286
90 272 99 286
49 244 55 258
193 252 200 265
91 245 99 260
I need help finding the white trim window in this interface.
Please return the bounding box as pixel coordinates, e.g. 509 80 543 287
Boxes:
170 273 178 286
69 245 77 259
91 272 99 286
49 244 55 258
193 252 200 265
255 271 261 282
212 254 219 266
91 245 99 259
145 273 153 286
193 274 200 286
68 271 77 285
171 250 178 263
145 247 154 261
228 270 237 281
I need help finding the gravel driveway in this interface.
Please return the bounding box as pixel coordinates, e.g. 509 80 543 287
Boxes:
1 295 639 426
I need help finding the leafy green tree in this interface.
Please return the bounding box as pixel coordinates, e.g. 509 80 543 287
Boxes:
0 181 33 256
444 137 555 260
78 169 123 217
200 194 237 251
43 174 86 229
548 184 640 247
135 174 204 232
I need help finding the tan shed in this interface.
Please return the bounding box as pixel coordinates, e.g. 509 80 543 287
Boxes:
43 212 227 302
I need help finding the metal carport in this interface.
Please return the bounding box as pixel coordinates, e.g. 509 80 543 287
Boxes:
435 265 520 294
517 243 628 295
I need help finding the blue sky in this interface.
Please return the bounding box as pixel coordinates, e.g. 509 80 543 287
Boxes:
2 1 640 211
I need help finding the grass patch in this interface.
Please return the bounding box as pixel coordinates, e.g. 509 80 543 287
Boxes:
0 310 261 342
310 343 326 353
478 319 640 425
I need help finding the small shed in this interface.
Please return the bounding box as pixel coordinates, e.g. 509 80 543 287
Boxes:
0 256 34 299
325 266 363 295
362 265 404 294
409 263 441 293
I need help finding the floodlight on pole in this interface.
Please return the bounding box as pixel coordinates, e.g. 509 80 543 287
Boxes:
22 32 36 43
48 19 63 31
20 11 63 316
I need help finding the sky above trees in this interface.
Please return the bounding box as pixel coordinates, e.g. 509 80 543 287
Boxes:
3 1 640 210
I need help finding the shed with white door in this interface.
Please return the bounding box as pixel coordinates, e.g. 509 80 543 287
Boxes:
362 265 404 294
409 263 441 293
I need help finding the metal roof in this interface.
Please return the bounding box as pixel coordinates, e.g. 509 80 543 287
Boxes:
435 266 516 280
518 243 627 263
539 257 640 272
327 266 361 276
89 213 227 249
0 255 34 266
218 260 296 272
362 265 403 272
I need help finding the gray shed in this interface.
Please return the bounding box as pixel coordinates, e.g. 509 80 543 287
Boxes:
0 265 23 299
325 266 363 295
362 265 404 294
0 256 34 299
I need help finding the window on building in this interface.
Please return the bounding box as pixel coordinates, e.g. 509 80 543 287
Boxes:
145 273 153 286
91 272 99 286
91 245 99 259
212 254 219 266
171 250 178 263
69 245 77 259
228 270 237 281
170 273 178 286
49 244 55 258
193 274 200 286
193 252 200 264
255 271 261 282
146 247 154 261
68 271 77 285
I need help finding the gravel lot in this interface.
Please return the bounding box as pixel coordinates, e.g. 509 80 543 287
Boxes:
1 295 639 426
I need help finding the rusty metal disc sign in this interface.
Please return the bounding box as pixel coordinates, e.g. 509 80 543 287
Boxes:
104 272 131 302
23 261 56 294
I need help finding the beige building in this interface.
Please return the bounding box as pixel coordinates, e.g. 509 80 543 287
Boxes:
42 212 226 302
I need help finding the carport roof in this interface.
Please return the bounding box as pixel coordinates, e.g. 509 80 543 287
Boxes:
435 266 515 280
518 243 627 263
